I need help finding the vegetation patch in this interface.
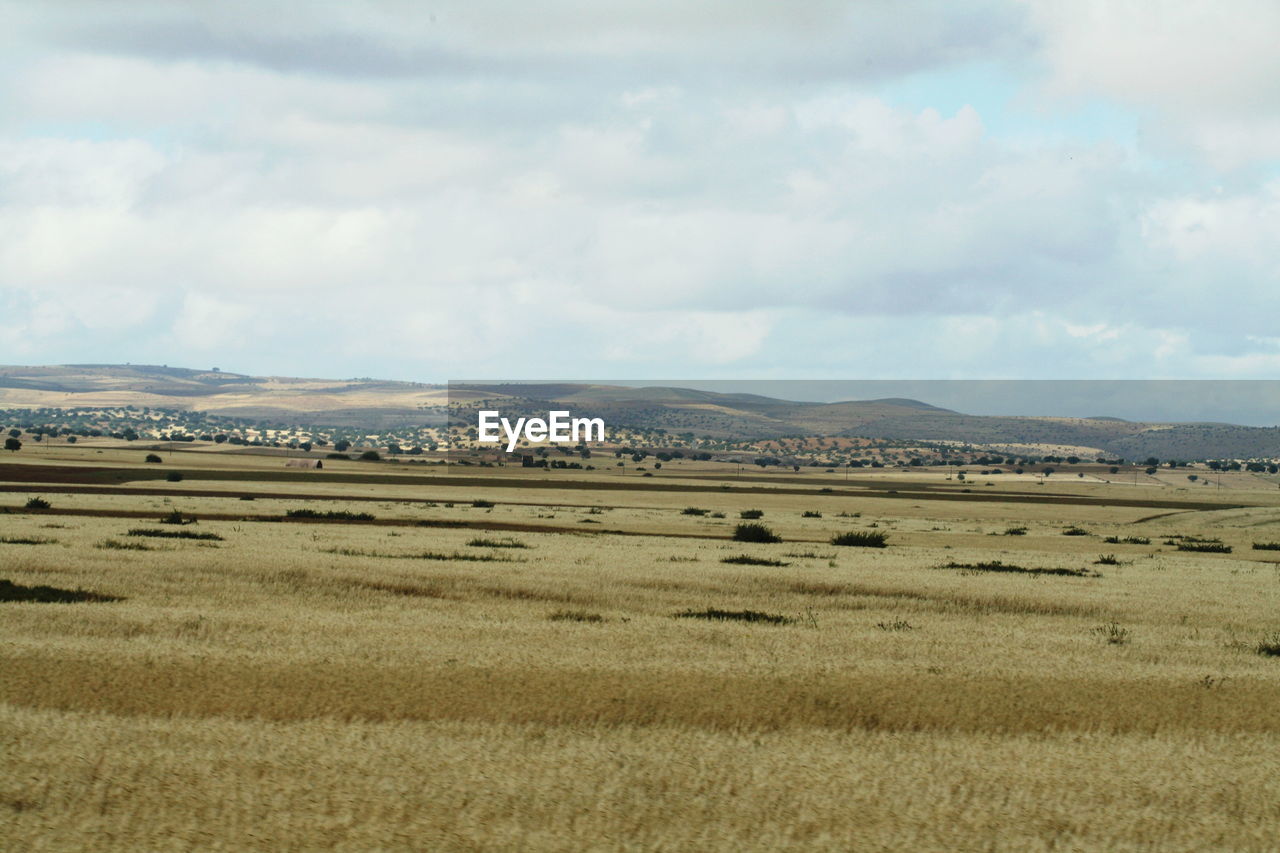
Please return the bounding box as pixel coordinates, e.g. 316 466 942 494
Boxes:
674 607 795 625
1062 526 1091 536
1252 542 1280 551
322 547 520 563
127 528 224 541
1093 622 1131 645
1176 542 1232 554
159 510 197 525
547 610 606 623
875 619 914 631
0 578 121 604
732 523 781 543
801 510 823 518
739 509 764 519
24 497 51 510
0 536 56 545
831 531 888 548
285 509 376 521
681 507 709 516
1104 535 1151 545
1003 526 1027 536
470 499 496 508
720 555 790 567
1256 633 1280 657
96 539 158 551
466 537 528 549
1094 554 1121 565
938 560 1099 578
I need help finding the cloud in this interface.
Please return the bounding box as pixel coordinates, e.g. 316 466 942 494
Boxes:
0 2 1277 380
1027 0 1280 168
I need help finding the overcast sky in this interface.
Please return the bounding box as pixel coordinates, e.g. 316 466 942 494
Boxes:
2 1 1278 381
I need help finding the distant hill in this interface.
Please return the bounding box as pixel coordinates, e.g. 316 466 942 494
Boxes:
2 365 1278 459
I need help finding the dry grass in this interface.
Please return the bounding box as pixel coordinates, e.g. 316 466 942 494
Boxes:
3 449 1280 849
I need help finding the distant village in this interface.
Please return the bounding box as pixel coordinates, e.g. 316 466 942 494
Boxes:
3 405 1278 477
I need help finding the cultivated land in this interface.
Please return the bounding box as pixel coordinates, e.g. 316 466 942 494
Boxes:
4 444 1280 850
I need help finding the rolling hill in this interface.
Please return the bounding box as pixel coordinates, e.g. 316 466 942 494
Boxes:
2 365 1278 460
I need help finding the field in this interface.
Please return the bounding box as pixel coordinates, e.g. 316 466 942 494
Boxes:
4 445 1280 850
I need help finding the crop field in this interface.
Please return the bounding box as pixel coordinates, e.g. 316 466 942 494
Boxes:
4 447 1280 850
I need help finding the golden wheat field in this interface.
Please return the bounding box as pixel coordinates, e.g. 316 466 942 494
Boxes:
4 448 1280 850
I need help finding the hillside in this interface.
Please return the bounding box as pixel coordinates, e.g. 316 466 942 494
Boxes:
2 365 1278 460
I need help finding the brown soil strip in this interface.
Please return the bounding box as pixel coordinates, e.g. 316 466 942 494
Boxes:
0 505 769 542
4 653 1278 735
0 463 1243 512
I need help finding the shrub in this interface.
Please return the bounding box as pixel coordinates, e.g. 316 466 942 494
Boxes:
358 450 381 461
471 499 495 508
1252 542 1280 551
875 619 914 631
166 472 184 482
24 497 51 510
1095 554 1120 565
326 453 350 460
159 509 195 525
739 509 764 519
801 510 822 518
1062 526 1091 536
831 530 888 548
1003 526 1027 536
145 453 163 463
681 507 708 516
732 523 781 543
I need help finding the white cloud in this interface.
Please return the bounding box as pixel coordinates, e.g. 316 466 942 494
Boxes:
0 2 1278 379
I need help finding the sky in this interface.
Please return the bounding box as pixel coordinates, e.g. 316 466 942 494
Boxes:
2 1 1279 382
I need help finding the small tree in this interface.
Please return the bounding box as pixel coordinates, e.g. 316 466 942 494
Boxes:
145 453 163 463
4 438 20 452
